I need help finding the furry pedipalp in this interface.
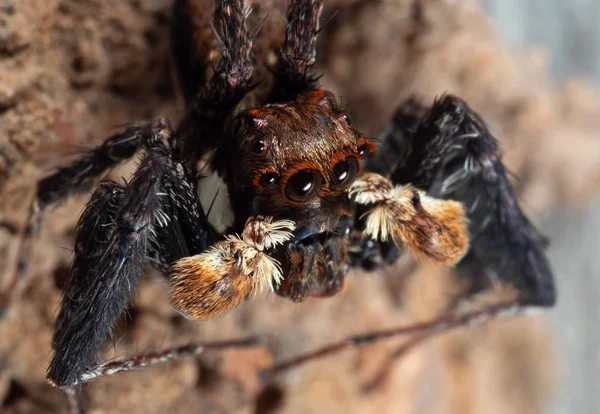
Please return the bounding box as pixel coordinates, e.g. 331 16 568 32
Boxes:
170 216 295 320
350 173 469 264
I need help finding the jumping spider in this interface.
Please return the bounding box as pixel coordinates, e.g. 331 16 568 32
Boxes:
4 0 555 396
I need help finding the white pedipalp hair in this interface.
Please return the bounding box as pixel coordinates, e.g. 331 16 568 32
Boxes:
253 252 284 292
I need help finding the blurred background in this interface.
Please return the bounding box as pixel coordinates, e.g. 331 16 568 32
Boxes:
0 0 599 413
484 1 600 413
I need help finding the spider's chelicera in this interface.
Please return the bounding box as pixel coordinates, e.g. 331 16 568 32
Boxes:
4 0 555 392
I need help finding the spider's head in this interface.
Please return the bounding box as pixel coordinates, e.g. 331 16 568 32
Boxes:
224 89 376 239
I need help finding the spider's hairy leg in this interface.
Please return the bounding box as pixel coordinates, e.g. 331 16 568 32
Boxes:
170 216 295 320
48 180 126 388
364 98 427 177
148 157 214 272
47 147 173 388
269 0 324 102
47 123 215 389
0 121 170 318
390 95 556 306
171 0 214 103
350 172 469 265
176 0 255 157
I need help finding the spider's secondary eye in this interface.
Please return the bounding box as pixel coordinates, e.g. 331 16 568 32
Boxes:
285 169 322 202
358 144 370 158
259 172 279 188
253 138 265 153
343 114 352 125
331 157 359 190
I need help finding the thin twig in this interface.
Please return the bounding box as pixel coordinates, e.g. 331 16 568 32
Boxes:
71 336 261 386
362 332 433 393
260 300 526 378
362 293 467 392
64 388 82 414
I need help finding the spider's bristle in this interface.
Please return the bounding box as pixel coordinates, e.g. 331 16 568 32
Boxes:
353 173 469 265
170 217 295 320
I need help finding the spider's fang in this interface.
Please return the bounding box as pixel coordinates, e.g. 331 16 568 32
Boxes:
350 173 469 265
170 217 295 320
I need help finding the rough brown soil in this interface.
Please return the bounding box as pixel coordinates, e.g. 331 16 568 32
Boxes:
1 0 599 413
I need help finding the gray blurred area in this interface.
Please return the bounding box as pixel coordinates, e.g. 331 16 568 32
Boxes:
483 1 600 413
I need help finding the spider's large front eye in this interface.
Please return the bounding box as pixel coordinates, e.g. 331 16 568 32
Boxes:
285 169 322 202
331 157 359 190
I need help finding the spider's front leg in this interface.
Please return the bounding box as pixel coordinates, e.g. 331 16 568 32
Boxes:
0 121 172 317
46 122 213 388
385 95 556 306
175 0 255 158
269 0 323 102
358 95 556 306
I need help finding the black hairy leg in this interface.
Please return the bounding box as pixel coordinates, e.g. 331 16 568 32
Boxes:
363 97 426 177
49 180 126 388
47 122 213 388
389 95 555 306
176 0 255 159
0 121 173 318
269 0 323 102
149 155 214 273
171 0 214 103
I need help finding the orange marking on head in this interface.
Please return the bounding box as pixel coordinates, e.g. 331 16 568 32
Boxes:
358 138 377 154
304 89 326 104
366 140 377 153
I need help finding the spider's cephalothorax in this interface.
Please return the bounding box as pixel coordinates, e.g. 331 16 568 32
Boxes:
223 90 372 230
4 0 555 392
217 89 377 301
